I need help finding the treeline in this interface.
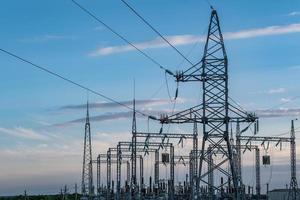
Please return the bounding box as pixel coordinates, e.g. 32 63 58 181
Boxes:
0 194 80 200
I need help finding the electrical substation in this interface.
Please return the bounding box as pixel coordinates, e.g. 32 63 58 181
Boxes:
0 1 298 200
78 6 300 200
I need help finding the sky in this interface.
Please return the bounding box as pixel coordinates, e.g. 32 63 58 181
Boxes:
0 0 300 196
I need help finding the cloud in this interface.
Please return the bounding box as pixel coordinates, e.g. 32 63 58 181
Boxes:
55 105 300 125
53 108 176 127
256 108 300 118
288 11 300 16
94 26 104 31
57 99 175 112
268 88 286 94
20 34 78 43
280 98 291 103
0 127 49 141
89 35 204 56
89 23 300 56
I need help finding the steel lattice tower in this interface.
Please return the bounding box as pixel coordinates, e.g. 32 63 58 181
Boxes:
81 102 94 197
288 119 299 200
131 98 138 199
160 9 257 199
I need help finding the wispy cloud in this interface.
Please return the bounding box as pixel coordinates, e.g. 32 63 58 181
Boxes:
288 11 300 16
0 127 49 141
256 108 300 118
20 34 78 43
57 99 175 112
53 108 176 127
268 87 286 94
89 23 300 56
94 26 104 31
280 98 291 103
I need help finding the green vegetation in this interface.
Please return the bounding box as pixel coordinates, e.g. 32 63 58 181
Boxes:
0 194 80 200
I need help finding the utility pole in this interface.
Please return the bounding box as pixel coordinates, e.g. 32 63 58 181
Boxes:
288 119 299 200
255 148 261 200
81 101 93 198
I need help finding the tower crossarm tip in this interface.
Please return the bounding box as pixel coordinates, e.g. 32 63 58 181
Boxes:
160 104 203 124
229 103 258 123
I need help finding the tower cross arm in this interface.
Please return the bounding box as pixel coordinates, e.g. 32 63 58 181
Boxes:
228 102 258 123
159 104 203 124
158 102 258 124
174 60 204 82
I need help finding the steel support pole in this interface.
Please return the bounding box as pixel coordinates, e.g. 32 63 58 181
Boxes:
169 145 175 200
127 161 130 185
97 154 100 196
107 151 111 200
190 152 193 192
255 148 261 200
116 146 121 200
140 156 144 194
155 150 160 187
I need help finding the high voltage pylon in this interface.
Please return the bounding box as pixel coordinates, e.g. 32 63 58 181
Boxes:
159 9 258 199
131 97 138 199
288 119 299 200
81 102 94 198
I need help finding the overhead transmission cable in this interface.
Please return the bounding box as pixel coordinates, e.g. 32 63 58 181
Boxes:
120 0 194 66
70 0 169 72
0 48 151 118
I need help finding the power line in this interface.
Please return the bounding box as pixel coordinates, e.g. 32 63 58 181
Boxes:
0 48 150 117
120 0 194 66
70 0 169 72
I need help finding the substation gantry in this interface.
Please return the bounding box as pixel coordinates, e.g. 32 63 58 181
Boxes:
106 146 161 200
117 141 175 200
95 148 156 198
236 119 299 200
131 96 199 199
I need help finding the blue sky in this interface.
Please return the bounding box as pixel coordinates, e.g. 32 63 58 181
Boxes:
0 0 300 195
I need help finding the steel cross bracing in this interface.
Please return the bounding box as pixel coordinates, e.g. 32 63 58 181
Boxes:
81 102 94 198
131 98 138 199
288 120 298 200
155 9 258 199
193 144 261 199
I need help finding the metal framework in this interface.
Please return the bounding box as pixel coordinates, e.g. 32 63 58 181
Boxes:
106 147 157 200
237 131 296 199
157 9 258 199
131 94 199 198
288 119 299 200
81 102 94 197
116 141 175 200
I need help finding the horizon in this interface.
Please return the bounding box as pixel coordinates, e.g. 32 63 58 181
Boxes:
0 0 300 196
